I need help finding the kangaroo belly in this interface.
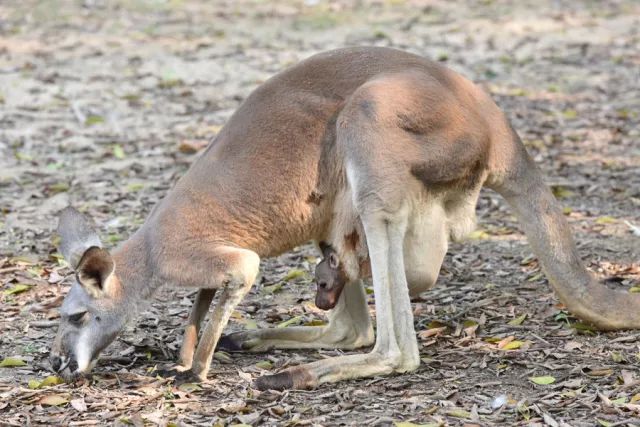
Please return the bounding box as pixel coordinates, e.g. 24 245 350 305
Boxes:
405 185 482 293
326 185 480 297
403 202 448 296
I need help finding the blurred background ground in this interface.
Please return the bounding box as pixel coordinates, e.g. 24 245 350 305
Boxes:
0 0 639 425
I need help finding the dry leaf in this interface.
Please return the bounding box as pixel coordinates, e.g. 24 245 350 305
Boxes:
620 370 636 386
213 351 232 363
238 370 252 382
0 357 27 367
584 367 614 377
529 376 556 385
277 316 302 328
394 422 439 427
220 400 247 414
564 341 582 351
2 284 31 295
41 375 64 387
508 314 527 326
492 395 507 409
71 398 87 412
282 269 308 281
112 144 125 159
468 230 489 240
255 360 273 370
446 409 471 418
262 283 282 294
39 394 70 406
595 216 616 224
178 139 208 154
502 340 526 350
178 383 202 393
497 336 515 349
418 326 447 339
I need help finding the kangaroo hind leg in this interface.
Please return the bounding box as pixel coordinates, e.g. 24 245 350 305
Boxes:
217 278 373 352
256 79 423 389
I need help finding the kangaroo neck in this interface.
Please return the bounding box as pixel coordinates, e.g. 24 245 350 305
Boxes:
111 230 160 306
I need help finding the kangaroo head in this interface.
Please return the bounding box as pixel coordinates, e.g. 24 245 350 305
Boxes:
50 207 128 381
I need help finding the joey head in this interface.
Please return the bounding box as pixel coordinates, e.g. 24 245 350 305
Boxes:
314 242 348 310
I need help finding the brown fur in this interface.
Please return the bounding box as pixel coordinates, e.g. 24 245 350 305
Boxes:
344 230 360 251
51 46 640 387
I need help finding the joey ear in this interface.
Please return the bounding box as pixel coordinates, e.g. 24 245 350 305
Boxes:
328 252 340 269
318 241 330 254
76 246 117 298
319 241 336 258
57 206 103 269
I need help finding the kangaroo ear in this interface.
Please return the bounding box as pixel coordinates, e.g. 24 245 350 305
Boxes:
76 246 116 298
57 207 103 269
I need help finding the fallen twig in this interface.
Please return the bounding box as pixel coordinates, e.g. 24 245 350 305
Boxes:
0 266 23 274
624 220 640 236
30 320 59 328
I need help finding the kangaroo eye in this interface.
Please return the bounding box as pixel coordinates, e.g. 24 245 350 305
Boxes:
68 311 87 324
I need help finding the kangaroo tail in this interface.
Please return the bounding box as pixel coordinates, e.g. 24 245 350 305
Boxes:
487 128 640 330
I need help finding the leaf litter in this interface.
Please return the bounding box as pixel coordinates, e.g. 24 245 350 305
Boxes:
0 0 639 426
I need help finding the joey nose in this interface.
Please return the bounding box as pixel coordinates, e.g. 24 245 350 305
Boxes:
318 282 328 290
50 354 62 372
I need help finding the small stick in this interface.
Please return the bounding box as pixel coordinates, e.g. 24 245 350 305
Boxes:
30 320 59 328
0 266 23 274
531 333 551 345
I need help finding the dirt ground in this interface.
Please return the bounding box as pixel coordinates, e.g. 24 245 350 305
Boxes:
1 0 639 426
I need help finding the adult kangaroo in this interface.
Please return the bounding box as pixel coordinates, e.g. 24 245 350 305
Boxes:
50 46 640 389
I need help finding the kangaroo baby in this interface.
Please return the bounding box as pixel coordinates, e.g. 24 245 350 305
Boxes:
314 243 349 310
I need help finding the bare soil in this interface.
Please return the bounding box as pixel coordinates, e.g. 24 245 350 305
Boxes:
0 1 639 426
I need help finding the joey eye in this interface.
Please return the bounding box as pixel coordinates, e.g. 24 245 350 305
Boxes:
68 311 87 324
328 253 339 269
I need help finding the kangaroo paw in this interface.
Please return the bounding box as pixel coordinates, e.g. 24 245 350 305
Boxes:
216 333 246 352
254 366 317 391
171 369 204 384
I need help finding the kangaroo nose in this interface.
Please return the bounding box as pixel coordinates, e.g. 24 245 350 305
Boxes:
50 354 62 372
318 281 328 290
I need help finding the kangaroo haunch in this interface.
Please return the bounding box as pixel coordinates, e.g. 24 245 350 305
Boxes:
50 47 640 389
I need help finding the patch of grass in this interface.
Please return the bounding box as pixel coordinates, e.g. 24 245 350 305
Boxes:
49 182 69 193
158 78 184 89
85 115 105 126
547 84 560 93
292 8 342 30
